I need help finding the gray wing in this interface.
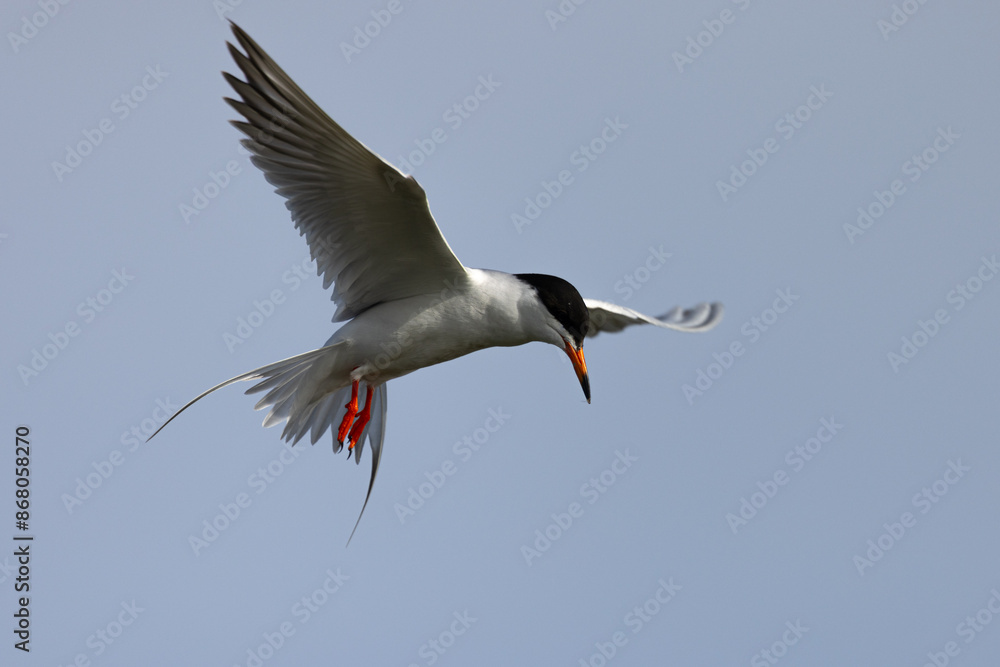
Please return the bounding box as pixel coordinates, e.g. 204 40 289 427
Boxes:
584 299 723 337
224 23 469 322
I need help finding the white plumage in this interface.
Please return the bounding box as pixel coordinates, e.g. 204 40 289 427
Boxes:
150 23 724 543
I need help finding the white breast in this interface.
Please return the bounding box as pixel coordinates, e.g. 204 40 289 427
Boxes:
325 269 555 385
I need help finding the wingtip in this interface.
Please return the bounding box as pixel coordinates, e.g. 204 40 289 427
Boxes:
704 302 724 330
228 20 247 42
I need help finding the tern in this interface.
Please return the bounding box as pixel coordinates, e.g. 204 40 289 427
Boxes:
151 23 723 542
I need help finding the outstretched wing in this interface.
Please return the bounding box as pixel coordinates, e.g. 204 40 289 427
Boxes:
224 22 469 322
584 299 723 337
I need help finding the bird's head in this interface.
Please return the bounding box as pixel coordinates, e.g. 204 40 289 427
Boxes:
515 273 591 403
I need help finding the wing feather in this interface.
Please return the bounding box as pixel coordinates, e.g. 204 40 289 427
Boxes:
224 23 469 322
584 299 723 337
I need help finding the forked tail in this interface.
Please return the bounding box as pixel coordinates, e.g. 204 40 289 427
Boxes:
147 343 388 545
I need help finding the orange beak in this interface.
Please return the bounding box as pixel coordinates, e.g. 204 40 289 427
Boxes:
564 341 591 404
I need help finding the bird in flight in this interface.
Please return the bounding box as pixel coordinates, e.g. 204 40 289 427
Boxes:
151 22 723 543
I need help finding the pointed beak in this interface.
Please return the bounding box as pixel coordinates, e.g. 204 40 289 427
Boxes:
564 341 591 404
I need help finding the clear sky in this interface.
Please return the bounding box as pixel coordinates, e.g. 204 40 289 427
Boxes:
3 1 1000 665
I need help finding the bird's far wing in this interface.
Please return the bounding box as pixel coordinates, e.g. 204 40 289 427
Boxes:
224 23 469 322
584 299 723 337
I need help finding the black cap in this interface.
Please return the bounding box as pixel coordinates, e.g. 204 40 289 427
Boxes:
515 273 590 346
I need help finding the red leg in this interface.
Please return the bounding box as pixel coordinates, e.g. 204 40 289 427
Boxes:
347 385 374 451
337 380 359 444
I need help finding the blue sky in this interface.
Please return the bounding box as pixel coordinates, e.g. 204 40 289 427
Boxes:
3 1 1000 665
